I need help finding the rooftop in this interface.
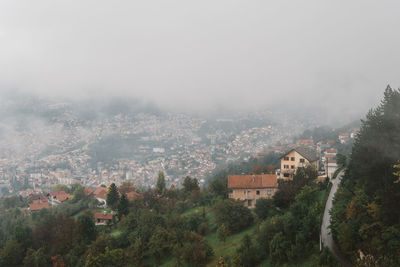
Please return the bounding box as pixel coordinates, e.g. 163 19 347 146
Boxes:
94 212 113 220
281 147 318 162
228 174 278 189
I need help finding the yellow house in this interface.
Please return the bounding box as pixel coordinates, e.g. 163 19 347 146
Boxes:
279 147 319 179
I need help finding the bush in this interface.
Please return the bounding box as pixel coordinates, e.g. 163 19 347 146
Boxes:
254 198 275 220
213 199 253 233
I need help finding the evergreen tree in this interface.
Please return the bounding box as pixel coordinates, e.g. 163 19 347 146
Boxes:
330 87 400 264
106 183 120 210
155 171 166 195
117 194 129 219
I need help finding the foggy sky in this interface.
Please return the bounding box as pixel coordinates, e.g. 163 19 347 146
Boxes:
0 1 399 115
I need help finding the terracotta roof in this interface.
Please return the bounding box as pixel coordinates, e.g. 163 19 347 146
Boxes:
326 148 338 153
228 174 278 189
94 212 113 220
84 188 94 196
27 194 42 201
32 196 48 203
29 202 49 211
93 187 107 199
50 191 71 202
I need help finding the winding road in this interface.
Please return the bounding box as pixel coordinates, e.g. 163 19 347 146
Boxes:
321 171 352 267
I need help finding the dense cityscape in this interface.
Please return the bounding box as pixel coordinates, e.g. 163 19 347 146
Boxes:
0 97 320 196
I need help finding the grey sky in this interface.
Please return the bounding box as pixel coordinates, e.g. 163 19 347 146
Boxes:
0 1 399 114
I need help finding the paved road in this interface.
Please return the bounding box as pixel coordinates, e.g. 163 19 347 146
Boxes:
321 171 352 267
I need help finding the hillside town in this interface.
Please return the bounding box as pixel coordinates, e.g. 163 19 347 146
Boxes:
0 100 323 196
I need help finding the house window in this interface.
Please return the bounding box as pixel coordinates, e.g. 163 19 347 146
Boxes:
284 173 290 177
291 165 295 169
300 158 305 163
284 156 289 160
284 165 289 169
291 157 295 161
256 190 260 195
267 189 272 195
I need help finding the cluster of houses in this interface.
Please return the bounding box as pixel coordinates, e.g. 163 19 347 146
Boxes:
228 145 321 208
227 135 350 208
25 185 141 225
27 190 72 211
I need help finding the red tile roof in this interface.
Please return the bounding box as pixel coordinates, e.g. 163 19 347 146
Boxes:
32 197 48 204
84 187 94 196
228 174 278 189
27 194 43 201
49 191 71 202
94 212 113 220
29 202 49 211
93 187 107 199
28 194 48 202
326 148 338 153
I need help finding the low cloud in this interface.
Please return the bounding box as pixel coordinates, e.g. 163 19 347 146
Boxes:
0 0 398 116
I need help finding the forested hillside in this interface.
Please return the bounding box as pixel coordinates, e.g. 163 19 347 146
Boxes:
0 156 335 266
331 87 400 266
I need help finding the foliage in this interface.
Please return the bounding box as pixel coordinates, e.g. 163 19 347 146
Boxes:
23 248 52 267
235 234 262 267
173 231 213 266
213 199 253 234
209 177 228 198
85 247 125 267
273 165 318 209
182 176 200 193
0 239 24 266
117 194 129 219
77 214 97 244
254 198 275 220
0 139 331 266
336 153 347 167
129 237 144 266
319 246 339 267
330 87 400 264
148 227 173 261
71 184 86 202
217 223 230 243
106 183 120 210
155 171 166 195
